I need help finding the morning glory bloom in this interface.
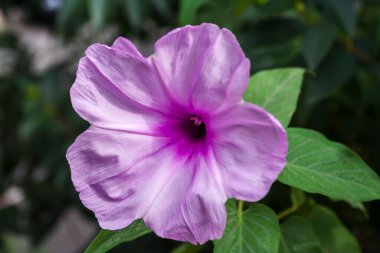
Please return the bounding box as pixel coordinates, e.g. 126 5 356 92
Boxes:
67 23 287 244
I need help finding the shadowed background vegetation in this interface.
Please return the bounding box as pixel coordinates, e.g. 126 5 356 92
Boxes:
0 0 379 252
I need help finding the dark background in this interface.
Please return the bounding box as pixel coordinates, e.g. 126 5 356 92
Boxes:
0 0 379 252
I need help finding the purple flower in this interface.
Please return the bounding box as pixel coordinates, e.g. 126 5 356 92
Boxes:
67 23 287 244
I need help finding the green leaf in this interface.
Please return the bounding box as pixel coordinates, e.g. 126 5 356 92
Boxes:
279 128 380 201
328 0 356 36
278 237 291 253
214 200 280 253
84 220 151 253
179 0 209 25
87 0 109 31
244 68 305 127
279 216 321 253
308 206 361 253
303 24 336 70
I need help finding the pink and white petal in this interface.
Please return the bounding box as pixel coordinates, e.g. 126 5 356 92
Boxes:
143 164 196 243
66 127 168 192
84 44 170 111
143 154 227 244
71 56 166 133
152 23 250 111
181 156 227 244
111 37 143 58
190 30 250 111
76 145 185 230
210 102 287 201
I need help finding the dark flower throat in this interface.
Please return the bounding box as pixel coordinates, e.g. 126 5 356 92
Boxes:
187 116 206 139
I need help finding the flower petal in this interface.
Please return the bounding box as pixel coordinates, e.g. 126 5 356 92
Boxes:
181 156 227 244
111 37 143 58
68 128 226 240
85 44 169 109
67 127 181 229
143 155 227 244
71 43 170 133
152 23 250 111
142 160 196 243
66 127 167 192
210 102 287 201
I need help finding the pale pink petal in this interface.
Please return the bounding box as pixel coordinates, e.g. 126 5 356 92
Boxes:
67 127 179 229
85 44 170 110
71 45 170 133
210 102 287 201
66 127 167 192
78 148 183 229
152 23 250 111
67 129 226 239
181 156 227 244
142 160 196 243
111 37 143 58
143 154 226 244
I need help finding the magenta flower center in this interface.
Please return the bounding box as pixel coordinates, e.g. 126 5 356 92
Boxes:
186 116 206 139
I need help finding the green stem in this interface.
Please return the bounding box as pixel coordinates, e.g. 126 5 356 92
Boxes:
238 200 244 223
277 206 297 220
237 200 244 253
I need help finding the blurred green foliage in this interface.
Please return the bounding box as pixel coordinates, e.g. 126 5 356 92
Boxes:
0 0 380 252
